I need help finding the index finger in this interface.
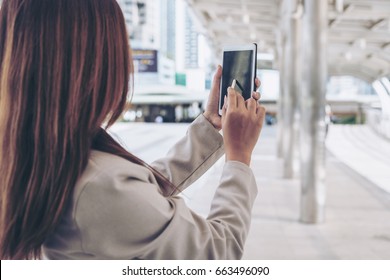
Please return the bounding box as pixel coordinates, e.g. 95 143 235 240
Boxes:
227 87 238 109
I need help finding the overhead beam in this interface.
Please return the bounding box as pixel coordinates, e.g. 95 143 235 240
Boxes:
329 4 354 29
329 65 378 82
205 21 278 30
370 18 387 31
329 68 375 83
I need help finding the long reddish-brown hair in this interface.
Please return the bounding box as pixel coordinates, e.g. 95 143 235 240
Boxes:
0 0 175 259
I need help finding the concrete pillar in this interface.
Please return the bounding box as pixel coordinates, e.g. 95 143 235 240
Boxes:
276 8 286 159
280 0 301 179
300 0 328 223
292 3 303 179
281 11 294 178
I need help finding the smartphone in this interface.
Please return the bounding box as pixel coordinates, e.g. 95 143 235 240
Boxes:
218 43 257 115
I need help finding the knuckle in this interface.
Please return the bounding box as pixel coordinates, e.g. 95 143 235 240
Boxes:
259 105 266 114
251 114 257 123
230 110 245 120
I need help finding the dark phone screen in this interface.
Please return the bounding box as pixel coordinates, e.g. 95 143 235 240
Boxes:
220 50 254 111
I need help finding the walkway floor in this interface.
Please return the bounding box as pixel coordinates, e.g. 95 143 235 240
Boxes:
326 125 390 194
111 122 390 260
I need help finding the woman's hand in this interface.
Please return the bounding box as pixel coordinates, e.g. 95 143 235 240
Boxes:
222 87 266 166
203 65 261 131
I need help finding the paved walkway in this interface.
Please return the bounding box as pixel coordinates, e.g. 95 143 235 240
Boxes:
326 125 390 193
111 122 390 260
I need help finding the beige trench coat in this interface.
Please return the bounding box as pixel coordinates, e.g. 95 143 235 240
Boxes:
42 115 258 259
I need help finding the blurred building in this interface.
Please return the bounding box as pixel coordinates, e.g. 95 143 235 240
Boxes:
184 7 198 69
116 0 208 123
117 0 160 49
160 0 176 60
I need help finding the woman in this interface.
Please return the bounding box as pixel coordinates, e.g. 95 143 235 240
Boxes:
0 0 265 259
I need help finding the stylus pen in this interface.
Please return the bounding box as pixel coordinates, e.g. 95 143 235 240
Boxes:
236 80 244 93
231 79 243 95
231 79 236 89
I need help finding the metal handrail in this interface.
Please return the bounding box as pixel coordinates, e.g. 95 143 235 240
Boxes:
369 78 390 140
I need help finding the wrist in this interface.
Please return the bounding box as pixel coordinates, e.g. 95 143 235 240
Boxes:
202 112 211 121
202 112 221 131
225 152 251 166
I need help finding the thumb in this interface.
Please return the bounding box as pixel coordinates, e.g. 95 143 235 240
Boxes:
211 65 222 93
